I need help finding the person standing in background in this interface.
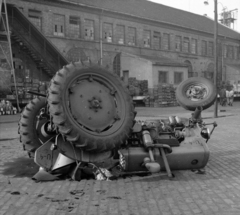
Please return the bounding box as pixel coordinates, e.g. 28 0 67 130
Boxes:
228 87 234 106
219 86 226 106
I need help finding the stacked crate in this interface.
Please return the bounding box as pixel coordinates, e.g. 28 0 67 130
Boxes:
144 84 179 107
128 78 148 96
9 78 48 104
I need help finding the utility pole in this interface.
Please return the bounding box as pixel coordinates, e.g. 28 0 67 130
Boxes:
213 0 218 118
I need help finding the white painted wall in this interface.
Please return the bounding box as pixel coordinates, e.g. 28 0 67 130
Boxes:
120 54 154 87
120 53 188 88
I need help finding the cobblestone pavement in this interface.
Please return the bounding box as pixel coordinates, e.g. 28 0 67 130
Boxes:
0 103 240 215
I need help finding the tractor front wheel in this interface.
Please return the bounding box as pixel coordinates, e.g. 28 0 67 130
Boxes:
176 77 217 111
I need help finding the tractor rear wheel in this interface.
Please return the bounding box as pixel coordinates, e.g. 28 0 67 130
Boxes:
19 97 49 158
48 62 135 152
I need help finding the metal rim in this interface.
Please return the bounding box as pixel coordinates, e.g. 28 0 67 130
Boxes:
64 72 126 136
34 107 50 144
185 82 209 102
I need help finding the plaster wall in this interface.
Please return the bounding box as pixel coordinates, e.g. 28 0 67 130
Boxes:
120 54 153 87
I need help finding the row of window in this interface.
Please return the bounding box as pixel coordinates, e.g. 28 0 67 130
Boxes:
158 71 183 85
28 9 240 60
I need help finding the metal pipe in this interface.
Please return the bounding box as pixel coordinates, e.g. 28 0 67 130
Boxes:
214 0 218 118
3 0 21 112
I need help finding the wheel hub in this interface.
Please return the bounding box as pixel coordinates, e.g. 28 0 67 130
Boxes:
88 97 102 111
186 84 208 101
68 78 121 132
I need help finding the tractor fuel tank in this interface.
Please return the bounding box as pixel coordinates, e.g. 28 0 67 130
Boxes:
119 137 210 172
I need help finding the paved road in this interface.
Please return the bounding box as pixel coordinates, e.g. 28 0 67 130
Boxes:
0 103 240 214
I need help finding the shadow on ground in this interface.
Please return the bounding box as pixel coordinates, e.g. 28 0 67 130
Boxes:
1 157 39 178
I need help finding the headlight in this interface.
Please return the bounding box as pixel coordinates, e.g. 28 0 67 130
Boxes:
201 127 210 140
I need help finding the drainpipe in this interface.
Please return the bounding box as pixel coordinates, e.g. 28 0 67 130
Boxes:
99 9 103 65
222 43 224 81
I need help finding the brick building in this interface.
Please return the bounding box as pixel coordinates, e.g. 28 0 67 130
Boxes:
1 0 240 102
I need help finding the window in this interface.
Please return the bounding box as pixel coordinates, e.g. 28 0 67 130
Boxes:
223 44 227 58
185 60 194 78
69 16 80 38
53 14 65 37
183 37 190 53
116 25 125 44
191 38 197 54
128 27 136 46
227 45 233 59
235 46 240 59
84 19 94 40
123 70 129 83
158 71 168 84
175 36 181 52
174 72 183 84
28 9 42 30
103 23 113 43
163 33 170 50
143 30 151 48
201 40 207 56
208 41 213 56
153 31 161 50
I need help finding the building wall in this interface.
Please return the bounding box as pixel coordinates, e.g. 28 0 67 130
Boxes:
226 65 240 82
152 66 188 87
120 54 153 87
7 0 240 85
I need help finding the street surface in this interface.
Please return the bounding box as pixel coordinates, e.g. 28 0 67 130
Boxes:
0 103 240 215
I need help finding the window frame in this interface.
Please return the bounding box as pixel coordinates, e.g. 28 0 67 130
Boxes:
153 31 161 50
28 9 42 31
84 19 94 41
103 22 113 43
128 27 136 46
175 35 182 52
143 30 151 48
69 16 81 39
158 71 168 84
201 40 207 56
115 24 125 44
163 33 170 50
53 14 65 37
174 71 183 84
191 38 197 54
208 41 214 57
183 37 190 53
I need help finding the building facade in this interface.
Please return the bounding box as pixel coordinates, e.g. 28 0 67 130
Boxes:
1 0 240 100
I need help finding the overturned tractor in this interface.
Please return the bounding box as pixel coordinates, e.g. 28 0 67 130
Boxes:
18 62 217 181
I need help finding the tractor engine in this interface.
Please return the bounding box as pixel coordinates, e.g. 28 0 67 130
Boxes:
118 109 214 174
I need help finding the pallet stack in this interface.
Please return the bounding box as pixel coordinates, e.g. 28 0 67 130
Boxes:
144 84 179 107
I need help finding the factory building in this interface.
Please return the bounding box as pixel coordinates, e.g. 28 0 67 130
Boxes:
0 0 239 104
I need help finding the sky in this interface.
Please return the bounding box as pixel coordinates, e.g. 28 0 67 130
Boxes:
149 0 240 32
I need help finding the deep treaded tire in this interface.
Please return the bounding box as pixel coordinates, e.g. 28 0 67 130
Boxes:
176 77 217 111
48 62 135 152
19 97 47 158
